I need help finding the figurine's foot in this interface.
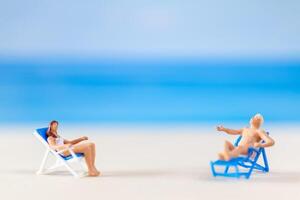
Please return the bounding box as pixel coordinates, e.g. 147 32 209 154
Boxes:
88 168 101 177
88 171 100 177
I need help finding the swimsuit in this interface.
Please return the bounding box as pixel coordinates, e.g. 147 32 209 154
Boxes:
56 137 64 145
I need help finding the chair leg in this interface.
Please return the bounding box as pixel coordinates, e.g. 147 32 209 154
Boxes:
246 149 263 179
74 157 87 176
37 150 50 175
210 162 216 177
262 149 269 172
79 159 87 172
224 165 230 174
234 165 240 178
70 153 86 172
62 161 80 178
47 159 63 171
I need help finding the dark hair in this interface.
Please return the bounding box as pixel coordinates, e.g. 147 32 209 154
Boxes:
46 120 59 138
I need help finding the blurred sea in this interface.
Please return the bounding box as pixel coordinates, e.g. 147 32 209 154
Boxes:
0 56 299 124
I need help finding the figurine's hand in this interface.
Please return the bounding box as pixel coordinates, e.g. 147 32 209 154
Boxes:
81 136 88 141
254 142 261 148
216 125 225 132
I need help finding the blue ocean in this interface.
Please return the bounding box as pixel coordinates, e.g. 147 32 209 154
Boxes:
1 56 300 123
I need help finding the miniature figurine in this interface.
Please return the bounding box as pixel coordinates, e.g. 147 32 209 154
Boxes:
217 114 275 161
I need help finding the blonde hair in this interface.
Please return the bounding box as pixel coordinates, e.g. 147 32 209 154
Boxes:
250 113 264 128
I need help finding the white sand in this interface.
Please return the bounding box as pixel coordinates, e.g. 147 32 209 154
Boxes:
0 124 299 200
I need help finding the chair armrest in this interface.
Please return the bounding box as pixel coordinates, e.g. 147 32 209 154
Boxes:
56 147 71 154
248 147 260 153
55 147 75 155
55 147 80 159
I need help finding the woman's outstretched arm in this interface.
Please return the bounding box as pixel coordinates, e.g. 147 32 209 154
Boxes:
64 136 88 145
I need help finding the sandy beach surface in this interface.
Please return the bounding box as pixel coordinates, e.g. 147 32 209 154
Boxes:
0 124 299 200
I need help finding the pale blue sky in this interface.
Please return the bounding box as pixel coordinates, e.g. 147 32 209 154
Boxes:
0 0 299 57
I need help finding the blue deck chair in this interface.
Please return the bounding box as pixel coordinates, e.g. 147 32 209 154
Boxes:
210 132 270 179
33 127 86 178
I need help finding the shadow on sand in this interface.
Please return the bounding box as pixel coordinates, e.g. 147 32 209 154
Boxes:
3 168 300 183
204 169 300 183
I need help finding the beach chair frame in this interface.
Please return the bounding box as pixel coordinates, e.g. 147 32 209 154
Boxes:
210 132 270 179
33 127 86 178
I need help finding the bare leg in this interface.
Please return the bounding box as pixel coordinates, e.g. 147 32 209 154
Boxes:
224 140 235 151
223 146 247 161
87 142 100 174
76 143 98 176
223 141 235 160
218 140 235 160
89 143 96 166
64 143 99 176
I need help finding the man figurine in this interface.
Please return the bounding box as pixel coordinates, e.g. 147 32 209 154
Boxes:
217 114 275 161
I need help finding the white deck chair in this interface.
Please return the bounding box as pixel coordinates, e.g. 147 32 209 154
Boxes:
33 127 87 178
